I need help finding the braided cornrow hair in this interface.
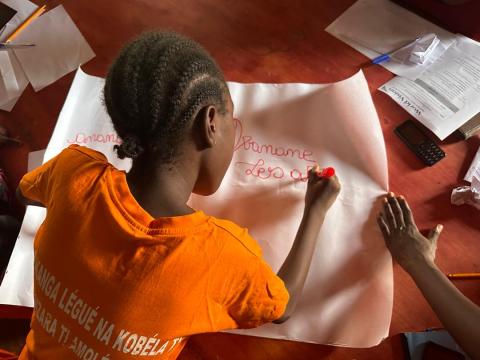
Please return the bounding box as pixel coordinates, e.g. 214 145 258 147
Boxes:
104 31 228 161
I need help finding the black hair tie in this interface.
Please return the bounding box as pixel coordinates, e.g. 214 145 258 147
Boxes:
114 135 144 160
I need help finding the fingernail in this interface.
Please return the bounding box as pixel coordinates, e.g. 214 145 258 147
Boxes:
437 224 443 231
399 195 405 200
388 192 394 197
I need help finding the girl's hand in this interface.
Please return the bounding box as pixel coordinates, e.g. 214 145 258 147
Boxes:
377 193 443 274
304 165 341 215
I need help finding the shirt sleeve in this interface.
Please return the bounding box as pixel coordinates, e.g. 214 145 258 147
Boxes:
224 254 290 329
18 148 68 206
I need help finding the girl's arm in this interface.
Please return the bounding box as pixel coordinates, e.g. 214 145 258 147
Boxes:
275 167 340 323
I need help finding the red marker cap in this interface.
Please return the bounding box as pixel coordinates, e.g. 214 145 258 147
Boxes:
319 167 335 178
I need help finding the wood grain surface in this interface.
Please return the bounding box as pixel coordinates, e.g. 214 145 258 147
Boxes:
0 1 478 358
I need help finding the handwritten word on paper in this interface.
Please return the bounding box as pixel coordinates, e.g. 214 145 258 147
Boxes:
67 133 121 146
63 118 317 182
233 118 316 182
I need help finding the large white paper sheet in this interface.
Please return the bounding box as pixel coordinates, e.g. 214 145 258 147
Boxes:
0 68 391 347
12 5 95 91
325 0 457 80
202 78 391 347
380 37 480 140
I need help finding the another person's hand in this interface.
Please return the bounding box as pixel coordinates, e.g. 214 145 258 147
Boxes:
377 192 443 274
304 165 341 215
378 193 480 360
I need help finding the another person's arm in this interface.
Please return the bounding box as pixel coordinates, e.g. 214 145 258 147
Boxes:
275 166 340 323
377 193 480 359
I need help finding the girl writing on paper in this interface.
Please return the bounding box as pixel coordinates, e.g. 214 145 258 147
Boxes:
14 32 340 359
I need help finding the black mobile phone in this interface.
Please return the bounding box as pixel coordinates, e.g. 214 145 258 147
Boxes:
394 120 445 166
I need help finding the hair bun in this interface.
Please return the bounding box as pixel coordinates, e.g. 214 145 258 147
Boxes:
114 135 144 159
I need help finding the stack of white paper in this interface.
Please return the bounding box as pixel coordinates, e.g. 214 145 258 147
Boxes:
0 0 36 111
380 37 480 140
326 0 480 140
325 0 457 80
0 2 95 111
451 146 480 209
465 147 480 183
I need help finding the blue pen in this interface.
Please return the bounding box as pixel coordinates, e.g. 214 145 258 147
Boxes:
0 43 34 50
372 37 420 65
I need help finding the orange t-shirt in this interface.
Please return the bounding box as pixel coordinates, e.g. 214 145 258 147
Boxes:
18 145 289 360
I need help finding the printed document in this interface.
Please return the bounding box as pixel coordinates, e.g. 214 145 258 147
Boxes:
380 37 480 140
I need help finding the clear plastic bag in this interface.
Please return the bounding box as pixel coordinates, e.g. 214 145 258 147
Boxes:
391 33 440 65
451 176 480 210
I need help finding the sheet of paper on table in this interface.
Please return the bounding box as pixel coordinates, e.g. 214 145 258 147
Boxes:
452 177 480 210
465 146 480 183
11 5 95 92
27 149 45 172
0 51 19 99
325 0 458 80
0 0 37 110
0 68 392 348
0 2 95 110
380 36 480 140
451 146 480 209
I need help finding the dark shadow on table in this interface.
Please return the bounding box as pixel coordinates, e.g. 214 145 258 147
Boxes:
427 186 480 231
0 318 30 355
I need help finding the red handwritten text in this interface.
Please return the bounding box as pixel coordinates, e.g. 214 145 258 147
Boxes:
236 159 285 180
236 159 315 182
67 133 121 145
233 118 315 163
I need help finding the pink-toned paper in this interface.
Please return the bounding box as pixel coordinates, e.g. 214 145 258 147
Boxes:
0 68 391 347
191 77 391 347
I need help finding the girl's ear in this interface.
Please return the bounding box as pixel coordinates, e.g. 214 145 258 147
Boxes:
195 105 217 148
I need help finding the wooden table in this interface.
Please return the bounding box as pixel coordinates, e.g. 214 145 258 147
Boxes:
0 1 478 358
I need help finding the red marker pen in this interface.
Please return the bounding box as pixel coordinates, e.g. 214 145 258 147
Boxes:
319 167 335 178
